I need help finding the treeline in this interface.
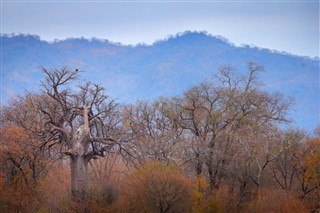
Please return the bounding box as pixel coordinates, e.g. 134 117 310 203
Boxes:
0 64 319 212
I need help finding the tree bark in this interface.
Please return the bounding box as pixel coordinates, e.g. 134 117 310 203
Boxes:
69 106 90 202
70 155 89 201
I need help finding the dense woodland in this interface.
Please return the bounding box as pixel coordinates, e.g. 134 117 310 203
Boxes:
0 63 319 213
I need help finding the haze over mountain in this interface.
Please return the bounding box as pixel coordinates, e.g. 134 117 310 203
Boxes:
1 31 319 132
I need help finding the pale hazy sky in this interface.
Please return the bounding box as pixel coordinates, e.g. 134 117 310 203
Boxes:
1 0 319 57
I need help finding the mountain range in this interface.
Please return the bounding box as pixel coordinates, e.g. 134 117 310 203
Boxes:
1 31 319 132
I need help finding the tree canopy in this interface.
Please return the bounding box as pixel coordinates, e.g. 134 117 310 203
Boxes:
0 64 319 212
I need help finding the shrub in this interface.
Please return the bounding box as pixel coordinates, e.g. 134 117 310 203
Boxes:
117 162 194 213
244 188 310 213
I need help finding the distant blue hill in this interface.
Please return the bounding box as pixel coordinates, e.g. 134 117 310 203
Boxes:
1 31 319 132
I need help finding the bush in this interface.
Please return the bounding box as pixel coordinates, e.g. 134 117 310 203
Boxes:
193 180 238 213
244 188 310 213
117 162 194 213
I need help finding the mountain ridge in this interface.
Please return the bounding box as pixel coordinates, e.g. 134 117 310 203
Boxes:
3 31 318 59
1 31 319 132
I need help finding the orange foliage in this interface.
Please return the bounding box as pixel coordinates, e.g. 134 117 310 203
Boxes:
303 138 320 210
36 162 71 212
0 125 38 211
305 138 320 183
117 162 194 213
193 178 238 213
1 125 34 156
244 188 309 213
0 124 61 212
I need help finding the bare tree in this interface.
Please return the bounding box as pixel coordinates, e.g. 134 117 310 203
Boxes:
8 68 123 202
1 94 62 179
163 62 292 190
270 129 306 191
122 101 185 166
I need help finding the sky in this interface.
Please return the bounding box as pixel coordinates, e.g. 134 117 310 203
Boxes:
1 1 319 57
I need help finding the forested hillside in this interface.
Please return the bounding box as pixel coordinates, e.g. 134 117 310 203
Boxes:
1 31 319 131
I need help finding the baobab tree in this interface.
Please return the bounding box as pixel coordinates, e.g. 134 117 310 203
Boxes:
7 68 124 201
39 68 126 201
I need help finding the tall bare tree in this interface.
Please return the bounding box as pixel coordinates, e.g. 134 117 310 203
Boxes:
10 68 123 201
163 62 292 190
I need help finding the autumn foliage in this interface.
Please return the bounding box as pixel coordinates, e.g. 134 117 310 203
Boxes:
117 162 194 213
0 66 319 212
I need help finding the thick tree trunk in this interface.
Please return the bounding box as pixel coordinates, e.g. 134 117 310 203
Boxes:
70 155 89 201
69 106 91 202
